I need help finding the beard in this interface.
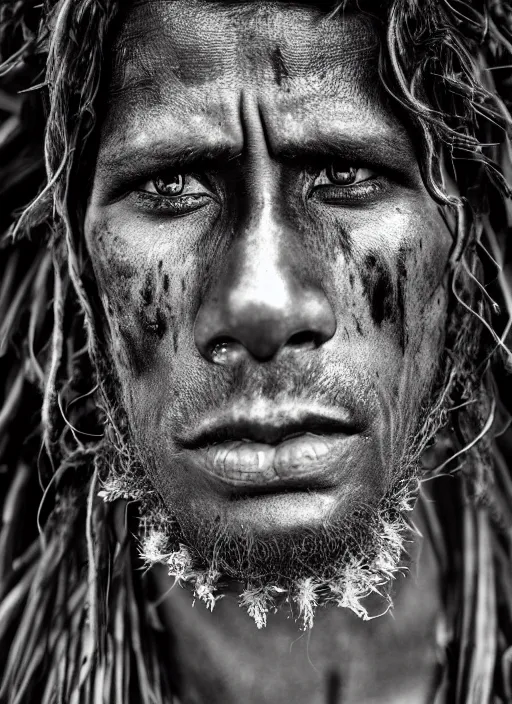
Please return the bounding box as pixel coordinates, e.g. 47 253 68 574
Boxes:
140 475 420 629
97 305 473 629
99 405 429 630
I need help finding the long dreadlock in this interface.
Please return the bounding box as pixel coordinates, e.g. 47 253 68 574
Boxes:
0 1 512 702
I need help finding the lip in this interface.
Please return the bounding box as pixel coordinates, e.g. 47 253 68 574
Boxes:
177 401 365 491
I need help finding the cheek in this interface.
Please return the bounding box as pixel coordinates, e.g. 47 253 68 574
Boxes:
397 208 451 353
321 202 451 434
360 207 451 437
84 216 194 379
347 203 450 346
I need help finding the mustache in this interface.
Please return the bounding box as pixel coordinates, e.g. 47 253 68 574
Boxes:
170 355 377 437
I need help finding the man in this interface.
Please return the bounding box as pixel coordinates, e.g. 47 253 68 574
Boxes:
0 0 511 702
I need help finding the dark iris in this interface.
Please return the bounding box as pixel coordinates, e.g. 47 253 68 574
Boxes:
327 163 358 186
153 173 184 196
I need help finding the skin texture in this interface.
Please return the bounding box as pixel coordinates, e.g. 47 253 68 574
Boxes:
85 2 450 700
86 0 451 541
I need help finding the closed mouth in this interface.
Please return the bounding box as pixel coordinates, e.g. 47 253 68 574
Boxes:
179 414 355 449
177 402 365 490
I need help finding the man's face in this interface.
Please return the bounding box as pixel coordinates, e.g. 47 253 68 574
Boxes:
86 1 451 580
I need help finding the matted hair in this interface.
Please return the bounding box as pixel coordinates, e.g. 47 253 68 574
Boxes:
0 1 512 702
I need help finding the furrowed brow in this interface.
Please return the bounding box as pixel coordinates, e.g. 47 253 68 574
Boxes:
96 139 242 183
276 131 416 175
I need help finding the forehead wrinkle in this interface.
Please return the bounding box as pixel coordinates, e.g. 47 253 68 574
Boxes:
98 99 242 164
100 1 404 165
239 9 378 82
109 0 381 96
111 1 235 96
99 76 402 167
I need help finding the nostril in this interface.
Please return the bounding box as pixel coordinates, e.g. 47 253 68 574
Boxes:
287 330 319 350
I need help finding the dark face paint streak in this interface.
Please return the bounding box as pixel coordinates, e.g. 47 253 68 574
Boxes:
396 247 408 352
360 253 394 326
270 46 289 86
141 272 154 306
142 307 167 339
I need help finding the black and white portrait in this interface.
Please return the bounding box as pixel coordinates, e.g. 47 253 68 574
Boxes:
1 1 512 702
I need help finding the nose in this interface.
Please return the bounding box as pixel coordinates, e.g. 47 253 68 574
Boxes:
194 206 336 364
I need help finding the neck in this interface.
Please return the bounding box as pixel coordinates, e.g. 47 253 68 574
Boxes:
151 500 443 704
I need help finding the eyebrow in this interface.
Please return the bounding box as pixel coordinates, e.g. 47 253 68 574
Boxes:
96 123 417 189
276 131 416 175
97 140 243 184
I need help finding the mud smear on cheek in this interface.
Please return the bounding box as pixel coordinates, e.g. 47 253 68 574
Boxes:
102 295 145 376
91 225 177 372
111 271 167 375
141 272 154 307
358 252 407 352
159 266 181 354
270 45 289 86
360 253 394 325
140 269 171 342
91 225 147 372
141 264 183 356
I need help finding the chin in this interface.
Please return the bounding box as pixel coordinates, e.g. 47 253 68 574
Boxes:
130 452 420 629
152 415 392 543
101 394 423 627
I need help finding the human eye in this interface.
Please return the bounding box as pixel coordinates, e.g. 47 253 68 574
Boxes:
133 171 215 215
310 161 385 205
